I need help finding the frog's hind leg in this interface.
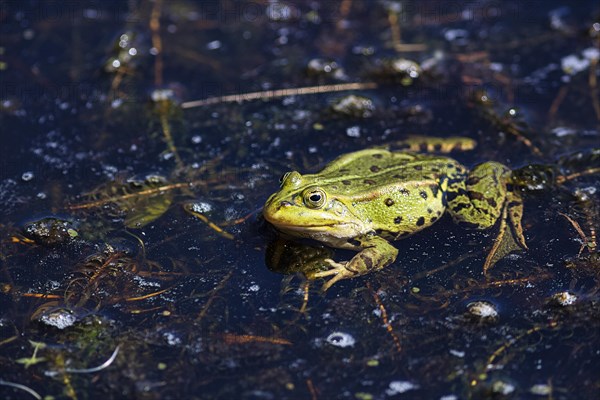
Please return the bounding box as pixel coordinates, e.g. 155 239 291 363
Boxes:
447 161 511 230
506 189 527 249
448 161 528 272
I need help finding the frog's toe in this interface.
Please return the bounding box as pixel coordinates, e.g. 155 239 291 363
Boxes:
312 259 360 291
311 259 348 278
321 273 350 291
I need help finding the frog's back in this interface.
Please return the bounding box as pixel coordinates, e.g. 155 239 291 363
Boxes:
316 149 462 191
314 149 466 239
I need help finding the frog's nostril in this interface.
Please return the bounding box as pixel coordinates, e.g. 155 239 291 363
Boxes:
280 201 293 208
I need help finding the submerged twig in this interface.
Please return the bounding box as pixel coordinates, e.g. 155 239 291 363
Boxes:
367 283 402 354
387 7 427 52
548 86 569 120
299 279 310 314
195 271 233 321
559 212 590 256
589 57 600 121
485 324 548 369
150 0 164 86
559 205 597 255
411 253 477 281
306 378 319 400
501 118 543 157
432 274 553 300
158 107 184 169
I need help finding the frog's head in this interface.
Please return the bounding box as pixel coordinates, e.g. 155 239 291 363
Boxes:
263 171 365 239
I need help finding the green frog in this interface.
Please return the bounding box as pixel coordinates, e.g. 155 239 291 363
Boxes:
263 146 527 290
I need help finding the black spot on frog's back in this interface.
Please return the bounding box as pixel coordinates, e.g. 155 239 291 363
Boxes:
429 184 439 198
370 165 381 172
416 217 425 226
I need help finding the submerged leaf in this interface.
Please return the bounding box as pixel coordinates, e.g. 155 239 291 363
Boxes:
124 191 173 228
78 175 173 228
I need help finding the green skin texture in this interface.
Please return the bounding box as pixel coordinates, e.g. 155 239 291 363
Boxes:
263 148 525 290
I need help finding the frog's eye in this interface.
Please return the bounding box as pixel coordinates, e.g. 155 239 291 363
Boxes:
279 172 291 184
304 189 326 209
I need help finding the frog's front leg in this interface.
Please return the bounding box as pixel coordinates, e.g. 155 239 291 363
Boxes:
310 234 398 291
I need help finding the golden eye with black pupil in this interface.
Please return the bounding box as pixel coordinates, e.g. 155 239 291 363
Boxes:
303 188 326 208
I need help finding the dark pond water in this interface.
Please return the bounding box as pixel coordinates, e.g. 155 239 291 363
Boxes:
1 1 599 399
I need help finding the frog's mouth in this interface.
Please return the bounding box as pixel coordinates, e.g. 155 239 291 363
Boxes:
268 221 363 239
272 222 348 230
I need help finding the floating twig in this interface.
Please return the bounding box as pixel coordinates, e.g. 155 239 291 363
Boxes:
0 380 42 400
556 167 600 184
221 333 292 346
67 181 205 210
183 203 235 240
181 82 378 108
63 346 120 374
125 286 174 302
21 293 62 299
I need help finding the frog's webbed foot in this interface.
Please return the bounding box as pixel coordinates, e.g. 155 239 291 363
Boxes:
308 236 398 291
310 259 359 291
